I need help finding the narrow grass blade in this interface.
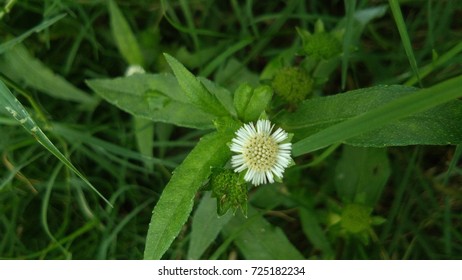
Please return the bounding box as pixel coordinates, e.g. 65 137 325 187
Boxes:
179 0 200 51
0 81 112 207
292 75 462 156
442 145 462 255
133 118 154 172
160 0 226 39
389 0 422 86
0 0 17 20
200 37 253 77
243 0 298 65
0 44 95 105
0 14 66 54
41 163 71 259
52 123 177 168
341 0 356 90
108 0 144 66
97 197 155 259
405 41 462 86
0 152 42 192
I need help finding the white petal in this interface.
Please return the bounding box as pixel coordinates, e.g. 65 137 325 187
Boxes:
272 128 288 142
278 143 292 150
266 171 274 183
235 164 247 172
257 119 271 135
253 171 266 185
231 154 245 165
230 143 244 152
244 168 255 182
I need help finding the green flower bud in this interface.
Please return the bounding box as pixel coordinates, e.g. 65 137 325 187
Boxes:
302 32 342 60
233 83 273 123
341 204 372 234
210 168 248 216
272 67 313 103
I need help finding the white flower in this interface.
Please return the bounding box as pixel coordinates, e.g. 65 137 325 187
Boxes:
230 119 292 186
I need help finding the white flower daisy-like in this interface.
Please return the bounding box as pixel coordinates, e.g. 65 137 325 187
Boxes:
230 119 292 186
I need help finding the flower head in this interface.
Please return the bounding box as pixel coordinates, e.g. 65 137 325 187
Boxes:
210 168 248 216
272 67 313 103
230 119 292 186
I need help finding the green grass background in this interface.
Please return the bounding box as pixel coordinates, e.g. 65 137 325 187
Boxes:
1 0 462 259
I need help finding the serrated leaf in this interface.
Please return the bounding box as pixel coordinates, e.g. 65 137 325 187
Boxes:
86 73 216 129
108 0 144 66
144 128 237 260
187 193 233 260
222 206 304 260
164 53 230 117
0 44 95 105
199 77 236 117
276 78 462 155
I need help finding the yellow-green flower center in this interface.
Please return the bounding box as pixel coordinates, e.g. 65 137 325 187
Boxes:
243 134 278 172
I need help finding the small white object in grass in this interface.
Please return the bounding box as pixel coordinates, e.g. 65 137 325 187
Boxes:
230 119 292 186
125 65 145 76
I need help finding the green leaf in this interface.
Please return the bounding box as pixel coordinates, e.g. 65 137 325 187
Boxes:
187 193 233 260
164 53 230 117
144 125 238 260
299 208 334 258
133 117 154 172
108 0 144 66
0 81 111 206
249 183 290 210
199 77 236 117
233 83 273 122
222 206 304 260
335 146 391 206
0 14 66 54
233 83 253 121
215 58 260 92
0 44 96 105
276 77 462 156
341 0 356 90
86 73 216 129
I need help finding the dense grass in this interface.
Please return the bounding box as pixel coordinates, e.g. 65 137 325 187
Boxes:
1 0 462 259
